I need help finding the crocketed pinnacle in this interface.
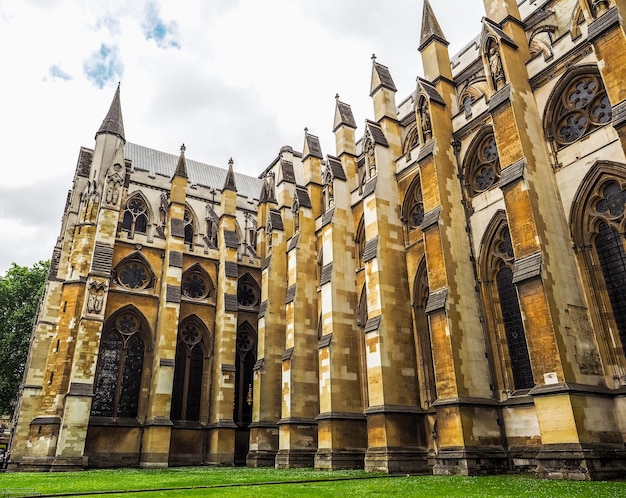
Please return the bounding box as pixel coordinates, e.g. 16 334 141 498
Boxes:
96 83 126 142
419 0 449 51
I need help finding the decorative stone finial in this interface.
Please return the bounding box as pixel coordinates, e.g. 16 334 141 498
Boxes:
180 143 186 153
371 53 377 61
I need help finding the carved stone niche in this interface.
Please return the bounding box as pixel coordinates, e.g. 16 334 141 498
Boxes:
87 279 108 315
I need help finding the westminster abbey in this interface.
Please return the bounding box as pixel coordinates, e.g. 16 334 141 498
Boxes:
9 0 626 480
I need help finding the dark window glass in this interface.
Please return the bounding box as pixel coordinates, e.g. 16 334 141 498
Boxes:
595 222 626 355
496 265 534 390
91 320 144 418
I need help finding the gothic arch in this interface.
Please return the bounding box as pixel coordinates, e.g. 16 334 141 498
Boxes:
458 83 484 117
237 272 260 309
183 204 199 248
112 251 156 291
412 257 436 407
234 321 257 426
478 211 534 393
121 191 152 237
355 216 366 270
181 263 214 301
171 315 212 423
570 2 587 40
403 125 419 155
463 125 501 197
91 305 153 419
543 64 612 150
570 162 626 370
529 25 556 60
402 173 425 232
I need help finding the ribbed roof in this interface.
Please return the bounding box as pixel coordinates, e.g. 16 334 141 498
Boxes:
125 142 263 200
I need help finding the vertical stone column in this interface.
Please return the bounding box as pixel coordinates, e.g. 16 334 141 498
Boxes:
419 2 503 475
361 61 424 473
315 99 366 470
275 132 322 468
207 160 239 464
140 147 189 467
248 174 286 467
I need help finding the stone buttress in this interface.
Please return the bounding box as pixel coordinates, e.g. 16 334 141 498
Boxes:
482 0 626 479
418 1 506 476
361 58 426 473
314 98 367 470
207 160 240 464
139 146 189 468
275 131 322 468
247 172 285 467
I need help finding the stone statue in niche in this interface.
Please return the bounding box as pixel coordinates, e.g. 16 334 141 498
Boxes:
105 172 123 206
366 140 376 177
420 99 432 143
87 281 106 314
488 41 506 91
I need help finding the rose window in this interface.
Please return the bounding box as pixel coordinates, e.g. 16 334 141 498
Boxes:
117 261 151 290
468 135 500 196
181 322 201 345
237 281 259 307
115 313 139 335
237 329 254 354
182 271 209 299
554 74 612 149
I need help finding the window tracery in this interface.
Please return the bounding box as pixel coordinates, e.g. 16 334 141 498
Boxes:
551 72 611 149
91 309 147 419
466 132 501 196
403 176 425 231
171 316 210 422
237 274 260 308
234 322 257 425
121 195 149 237
181 265 212 300
113 254 154 291
184 208 195 248
479 215 534 393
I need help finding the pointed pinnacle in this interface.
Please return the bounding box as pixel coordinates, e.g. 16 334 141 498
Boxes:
419 0 448 51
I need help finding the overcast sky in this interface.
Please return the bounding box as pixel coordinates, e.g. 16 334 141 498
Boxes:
0 0 486 275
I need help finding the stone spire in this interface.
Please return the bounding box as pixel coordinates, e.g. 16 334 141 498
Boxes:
419 0 448 50
96 83 125 142
223 158 237 192
173 144 188 179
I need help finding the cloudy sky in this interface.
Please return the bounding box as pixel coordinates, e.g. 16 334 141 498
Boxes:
0 0 486 275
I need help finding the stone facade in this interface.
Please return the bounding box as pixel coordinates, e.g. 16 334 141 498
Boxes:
10 0 626 480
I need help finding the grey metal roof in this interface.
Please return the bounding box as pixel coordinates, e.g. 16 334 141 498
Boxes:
125 142 263 201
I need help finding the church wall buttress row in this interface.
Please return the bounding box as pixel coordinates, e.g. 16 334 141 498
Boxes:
11 0 626 480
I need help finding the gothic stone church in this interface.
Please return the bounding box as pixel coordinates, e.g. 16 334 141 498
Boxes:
10 0 626 480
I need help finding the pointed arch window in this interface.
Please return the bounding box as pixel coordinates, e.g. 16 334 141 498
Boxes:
466 131 501 196
572 170 626 362
355 217 366 270
171 316 211 422
184 208 195 248
479 217 534 392
413 259 436 406
121 195 149 237
234 322 256 425
237 274 260 308
91 310 147 418
548 70 611 150
403 175 425 231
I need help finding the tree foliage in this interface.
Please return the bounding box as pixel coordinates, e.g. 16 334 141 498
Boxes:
0 261 49 416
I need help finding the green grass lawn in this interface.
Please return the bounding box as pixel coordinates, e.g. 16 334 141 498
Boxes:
1 467 625 497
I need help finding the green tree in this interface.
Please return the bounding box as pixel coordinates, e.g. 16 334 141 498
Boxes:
0 261 49 416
